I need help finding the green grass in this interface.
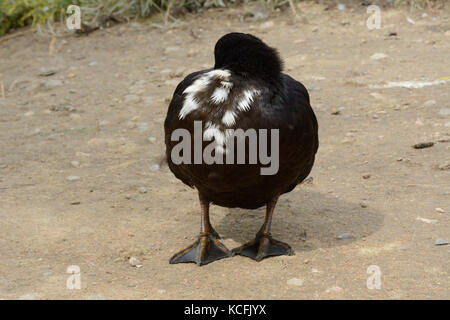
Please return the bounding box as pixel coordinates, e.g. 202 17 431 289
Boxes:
0 0 440 36
0 0 242 35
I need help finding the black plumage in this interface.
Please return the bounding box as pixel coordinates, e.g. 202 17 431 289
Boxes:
164 33 318 265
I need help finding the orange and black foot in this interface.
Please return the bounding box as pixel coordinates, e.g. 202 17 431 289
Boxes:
232 232 294 261
169 233 233 266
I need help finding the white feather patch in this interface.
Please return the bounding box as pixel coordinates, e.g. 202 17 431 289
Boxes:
236 89 261 112
220 81 233 89
211 87 229 104
179 69 231 119
182 76 210 95
178 95 199 120
208 69 231 79
222 110 237 126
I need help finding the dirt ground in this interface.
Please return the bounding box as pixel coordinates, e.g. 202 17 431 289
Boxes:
0 2 449 300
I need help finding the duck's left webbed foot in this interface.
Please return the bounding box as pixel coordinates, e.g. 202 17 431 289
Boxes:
232 196 294 261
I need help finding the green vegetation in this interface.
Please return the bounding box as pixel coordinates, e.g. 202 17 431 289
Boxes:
0 0 441 36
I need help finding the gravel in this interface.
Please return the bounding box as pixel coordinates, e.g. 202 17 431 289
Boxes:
71 160 80 168
41 79 63 89
370 53 388 60
139 187 147 194
66 175 81 181
434 238 449 246
337 233 354 240
129 257 143 268
287 278 303 286
413 142 434 149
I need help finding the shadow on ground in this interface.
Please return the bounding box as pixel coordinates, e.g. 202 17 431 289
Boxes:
215 189 384 252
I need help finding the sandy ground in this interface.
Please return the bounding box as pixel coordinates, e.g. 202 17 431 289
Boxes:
0 2 449 300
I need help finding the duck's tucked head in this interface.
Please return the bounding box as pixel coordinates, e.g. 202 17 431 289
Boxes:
213 33 283 83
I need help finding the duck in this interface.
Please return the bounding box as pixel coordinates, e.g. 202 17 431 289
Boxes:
164 32 319 266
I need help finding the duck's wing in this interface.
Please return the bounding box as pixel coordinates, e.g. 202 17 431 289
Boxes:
164 69 212 188
263 74 318 192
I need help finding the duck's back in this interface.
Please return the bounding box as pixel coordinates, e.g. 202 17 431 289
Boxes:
164 68 318 209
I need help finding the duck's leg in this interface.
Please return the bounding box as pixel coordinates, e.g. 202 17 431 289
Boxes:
169 193 233 266
233 197 294 261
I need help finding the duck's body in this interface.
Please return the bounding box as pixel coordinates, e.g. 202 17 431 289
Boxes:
165 72 317 209
164 33 318 265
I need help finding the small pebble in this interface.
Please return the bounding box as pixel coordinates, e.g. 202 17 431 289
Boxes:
413 142 434 149
370 53 388 60
38 67 57 77
337 233 354 240
71 160 80 168
150 164 160 172
435 208 445 213
139 187 147 194
66 175 80 181
287 278 303 287
128 257 143 268
434 238 449 246
147 137 157 144
424 99 436 106
41 79 63 89
362 174 371 179
416 217 437 224
260 20 275 30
